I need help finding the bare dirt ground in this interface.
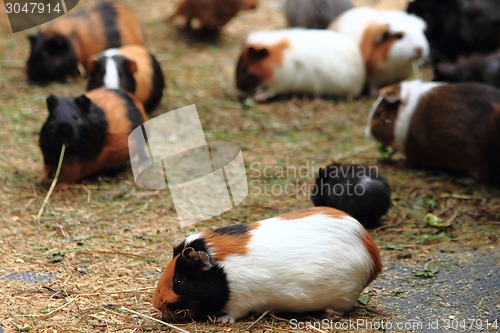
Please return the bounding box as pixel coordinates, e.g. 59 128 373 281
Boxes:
0 0 498 332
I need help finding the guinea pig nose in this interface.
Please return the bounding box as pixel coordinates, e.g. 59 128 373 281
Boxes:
414 47 423 59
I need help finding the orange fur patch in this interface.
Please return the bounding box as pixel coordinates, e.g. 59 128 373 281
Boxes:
152 254 180 310
278 206 349 220
245 38 290 84
361 229 382 283
360 23 397 76
202 223 259 261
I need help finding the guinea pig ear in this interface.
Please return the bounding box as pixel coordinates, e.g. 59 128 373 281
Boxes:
379 84 402 104
74 95 92 113
86 58 99 75
181 247 212 271
27 32 39 45
126 60 138 74
247 47 269 62
46 94 59 113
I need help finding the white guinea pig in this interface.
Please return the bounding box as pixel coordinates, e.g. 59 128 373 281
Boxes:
366 80 500 186
152 207 382 323
330 7 429 94
235 29 366 101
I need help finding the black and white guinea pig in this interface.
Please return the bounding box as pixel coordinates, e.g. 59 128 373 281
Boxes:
433 50 500 89
284 0 353 29
152 207 382 323
311 163 391 228
38 88 147 188
27 1 144 83
329 7 429 94
235 29 365 102
366 80 500 186
86 45 165 113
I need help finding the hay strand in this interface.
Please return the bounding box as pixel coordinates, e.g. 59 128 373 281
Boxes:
37 144 66 221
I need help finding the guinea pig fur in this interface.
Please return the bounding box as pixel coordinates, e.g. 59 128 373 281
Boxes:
38 88 147 187
27 1 144 83
169 0 259 31
329 7 429 93
87 45 165 113
434 50 500 89
235 29 365 101
365 80 500 186
311 163 391 228
284 0 353 29
152 207 382 323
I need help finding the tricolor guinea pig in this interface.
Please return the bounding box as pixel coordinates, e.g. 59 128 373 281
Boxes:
86 45 165 113
169 0 259 31
284 0 353 29
235 29 365 101
152 207 382 323
311 163 391 228
434 50 500 89
329 7 429 94
38 88 147 187
365 80 500 186
27 1 144 83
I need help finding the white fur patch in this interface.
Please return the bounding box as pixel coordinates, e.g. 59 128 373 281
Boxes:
102 48 121 89
218 213 374 321
393 80 443 152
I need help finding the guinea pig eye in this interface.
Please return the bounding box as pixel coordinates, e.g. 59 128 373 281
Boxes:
173 279 183 292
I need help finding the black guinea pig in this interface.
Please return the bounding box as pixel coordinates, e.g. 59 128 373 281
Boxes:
86 45 165 113
27 1 144 83
38 88 147 188
434 50 500 89
311 163 391 228
366 80 500 187
285 0 353 29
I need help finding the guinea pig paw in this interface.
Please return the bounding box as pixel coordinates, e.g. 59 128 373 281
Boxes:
253 89 270 103
216 314 236 324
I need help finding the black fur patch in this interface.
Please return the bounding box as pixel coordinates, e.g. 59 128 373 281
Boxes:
213 224 249 236
144 53 165 112
97 1 121 48
311 163 391 228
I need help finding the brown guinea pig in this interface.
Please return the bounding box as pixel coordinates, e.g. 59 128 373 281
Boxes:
86 45 165 113
38 88 147 188
152 207 382 323
168 0 259 31
27 1 144 83
366 80 500 186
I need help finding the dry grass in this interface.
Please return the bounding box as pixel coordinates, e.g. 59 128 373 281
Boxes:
0 0 498 332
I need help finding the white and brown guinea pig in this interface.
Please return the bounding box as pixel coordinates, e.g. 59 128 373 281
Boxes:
27 1 144 83
329 7 429 95
38 88 148 188
86 45 165 113
152 207 382 323
366 80 500 186
169 0 259 31
235 29 365 102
